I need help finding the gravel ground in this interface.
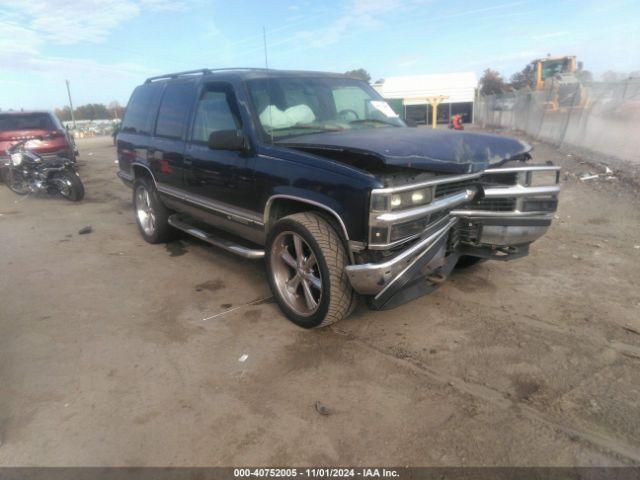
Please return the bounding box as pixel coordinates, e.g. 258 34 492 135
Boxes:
0 133 639 466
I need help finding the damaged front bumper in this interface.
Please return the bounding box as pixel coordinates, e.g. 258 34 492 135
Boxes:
346 165 560 309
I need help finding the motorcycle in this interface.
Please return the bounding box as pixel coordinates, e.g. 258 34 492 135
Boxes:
3 137 84 201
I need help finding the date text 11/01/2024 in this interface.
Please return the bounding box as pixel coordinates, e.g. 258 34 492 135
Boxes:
233 468 399 477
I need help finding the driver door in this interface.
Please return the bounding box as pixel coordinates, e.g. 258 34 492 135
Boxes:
183 82 259 223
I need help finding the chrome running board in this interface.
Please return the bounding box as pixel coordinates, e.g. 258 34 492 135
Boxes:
168 214 265 260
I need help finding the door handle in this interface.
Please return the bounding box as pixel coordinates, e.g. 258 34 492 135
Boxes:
183 157 193 166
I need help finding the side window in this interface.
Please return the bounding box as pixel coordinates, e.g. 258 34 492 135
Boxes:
121 83 162 134
191 85 241 143
155 81 196 139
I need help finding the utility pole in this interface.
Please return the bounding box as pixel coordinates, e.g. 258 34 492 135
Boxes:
65 79 77 130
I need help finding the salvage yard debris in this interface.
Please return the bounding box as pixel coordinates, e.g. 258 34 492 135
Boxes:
315 401 330 416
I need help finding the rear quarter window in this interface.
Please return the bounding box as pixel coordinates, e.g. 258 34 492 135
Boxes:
154 81 197 139
121 83 163 135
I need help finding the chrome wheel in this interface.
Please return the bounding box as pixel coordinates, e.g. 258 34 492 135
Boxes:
270 231 323 316
135 185 156 236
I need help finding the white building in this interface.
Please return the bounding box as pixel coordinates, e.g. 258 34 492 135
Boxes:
373 72 477 125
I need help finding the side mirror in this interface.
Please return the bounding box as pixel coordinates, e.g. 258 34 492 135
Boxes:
208 129 246 151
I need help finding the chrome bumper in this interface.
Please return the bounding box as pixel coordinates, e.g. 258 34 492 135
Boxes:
347 166 560 297
346 217 457 296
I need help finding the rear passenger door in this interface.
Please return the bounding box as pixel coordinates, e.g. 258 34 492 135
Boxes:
149 80 197 191
184 82 257 214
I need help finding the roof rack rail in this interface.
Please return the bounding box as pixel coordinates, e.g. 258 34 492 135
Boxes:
145 69 212 83
144 67 268 83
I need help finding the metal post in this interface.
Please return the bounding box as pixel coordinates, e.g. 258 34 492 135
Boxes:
65 79 77 130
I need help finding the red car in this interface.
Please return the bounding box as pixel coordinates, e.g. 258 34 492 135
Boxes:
0 111 77 162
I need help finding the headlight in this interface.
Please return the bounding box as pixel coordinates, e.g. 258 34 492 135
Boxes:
10 153 22 166
371 187 433 212
527 170 559 187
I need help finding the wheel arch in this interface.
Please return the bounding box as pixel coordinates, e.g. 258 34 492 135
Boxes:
264 194 354 263
131 163 157 188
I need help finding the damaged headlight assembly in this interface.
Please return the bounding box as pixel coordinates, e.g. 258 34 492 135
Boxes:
369 187 435 246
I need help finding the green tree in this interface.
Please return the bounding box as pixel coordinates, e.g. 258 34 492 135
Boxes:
344 68 371 83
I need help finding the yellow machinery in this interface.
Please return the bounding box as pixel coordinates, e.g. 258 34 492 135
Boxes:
531 56 577 91
529 56 585 111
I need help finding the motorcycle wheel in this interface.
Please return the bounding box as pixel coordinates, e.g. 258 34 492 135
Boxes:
5 168 30 195
53 170 85 202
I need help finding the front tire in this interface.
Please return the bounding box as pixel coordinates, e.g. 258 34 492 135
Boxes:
133 177 172 243
54 170 84 201
266 212 355 329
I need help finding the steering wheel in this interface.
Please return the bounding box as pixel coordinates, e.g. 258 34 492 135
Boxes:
338 109 359 122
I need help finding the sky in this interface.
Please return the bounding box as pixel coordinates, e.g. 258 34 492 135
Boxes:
1 0 639 111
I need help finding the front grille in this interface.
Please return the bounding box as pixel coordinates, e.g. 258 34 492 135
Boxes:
435 179 476 198
467 197 516 211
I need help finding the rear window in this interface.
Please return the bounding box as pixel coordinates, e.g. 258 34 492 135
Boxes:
155 81 197 139
0 113 54 132
121 83 163 135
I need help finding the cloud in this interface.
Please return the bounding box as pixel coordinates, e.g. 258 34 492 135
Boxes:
0 0 194 45
0 0 195 82
294 0 431 48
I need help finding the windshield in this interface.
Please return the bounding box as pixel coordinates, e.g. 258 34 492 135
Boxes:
0 113 55 132
246 76 405 140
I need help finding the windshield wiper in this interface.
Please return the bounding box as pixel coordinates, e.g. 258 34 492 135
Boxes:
269 123 343 133
348 118 398 127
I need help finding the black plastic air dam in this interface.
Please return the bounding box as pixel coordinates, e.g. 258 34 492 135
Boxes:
369 235 457 310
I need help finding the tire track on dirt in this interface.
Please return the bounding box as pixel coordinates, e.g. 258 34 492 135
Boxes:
349 334 640 464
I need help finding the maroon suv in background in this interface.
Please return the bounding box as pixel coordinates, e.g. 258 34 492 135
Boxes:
0 111 77 162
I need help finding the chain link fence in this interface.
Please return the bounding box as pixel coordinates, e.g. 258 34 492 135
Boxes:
476 80 640 163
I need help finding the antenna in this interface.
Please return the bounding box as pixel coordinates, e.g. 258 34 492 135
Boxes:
263 26 274 145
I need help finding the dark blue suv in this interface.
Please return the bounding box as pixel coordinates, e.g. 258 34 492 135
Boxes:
116 68 560 328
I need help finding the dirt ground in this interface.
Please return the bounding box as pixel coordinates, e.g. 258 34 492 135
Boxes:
1 132 639 467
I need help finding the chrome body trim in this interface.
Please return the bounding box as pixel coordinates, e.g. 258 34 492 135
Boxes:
371 172 482 195
483 184 560 199
130 162 158 188
168 214 265 259
158 184 264 227
117 170 134 184
346 218 457 295
450 209 555 219
480 225 549 246
484 166 561 174
374 188 477 224
263 194 354 263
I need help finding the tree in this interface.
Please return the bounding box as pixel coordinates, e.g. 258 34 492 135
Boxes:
74 103 110 120
108 101 125 120
479 68 507 96
344 68 371 83
509 64 535 90
55 106 72 122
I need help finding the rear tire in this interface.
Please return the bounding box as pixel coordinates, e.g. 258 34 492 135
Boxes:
266 212 354 329
133 177 173 243
5 168 30 195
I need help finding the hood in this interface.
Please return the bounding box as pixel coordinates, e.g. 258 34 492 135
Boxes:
279 127 531 174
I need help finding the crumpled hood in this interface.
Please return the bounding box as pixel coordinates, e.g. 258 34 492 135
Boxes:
279 127 531 174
